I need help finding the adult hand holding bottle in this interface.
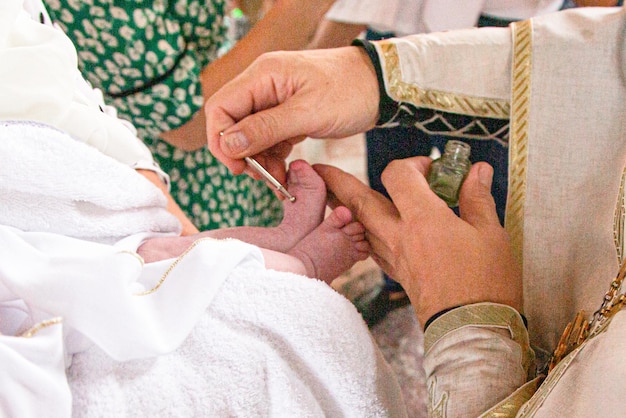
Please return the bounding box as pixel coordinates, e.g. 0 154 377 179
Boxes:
315 158 523 327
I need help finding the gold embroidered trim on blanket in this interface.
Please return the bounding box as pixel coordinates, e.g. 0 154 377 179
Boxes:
19 317 63 338
135 238 215 296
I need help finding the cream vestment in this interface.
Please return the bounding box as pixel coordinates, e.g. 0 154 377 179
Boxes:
370 5 626 417
375 4 626 353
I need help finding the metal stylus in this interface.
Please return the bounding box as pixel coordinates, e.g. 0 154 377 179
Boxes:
245 157 296 202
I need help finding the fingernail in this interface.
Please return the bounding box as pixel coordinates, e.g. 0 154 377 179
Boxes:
223 131 250 154
478 164 493 188
286 161 301 185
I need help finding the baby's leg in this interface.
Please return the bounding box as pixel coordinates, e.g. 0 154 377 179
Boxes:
284 206 370 284
202 159 328 252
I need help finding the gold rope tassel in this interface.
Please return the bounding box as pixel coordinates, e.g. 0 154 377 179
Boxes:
549 259 626 372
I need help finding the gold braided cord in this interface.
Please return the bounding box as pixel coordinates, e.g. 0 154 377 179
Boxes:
379 42 510 119
614 168 626 265
505 19 533 268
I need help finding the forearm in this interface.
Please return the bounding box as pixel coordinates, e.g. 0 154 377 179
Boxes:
201 0 335 99
574 0 618 5
424 304 535 417
137 169 199 236
307 19 367 49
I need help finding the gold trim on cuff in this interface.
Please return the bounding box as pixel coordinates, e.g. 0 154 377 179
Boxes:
424 303 528 351
425 303 538 416
424 303 533 374
378 41 510 119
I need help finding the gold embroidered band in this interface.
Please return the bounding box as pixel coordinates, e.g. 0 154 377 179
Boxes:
506 19 533 268
379 41 510 119
424 303 531 362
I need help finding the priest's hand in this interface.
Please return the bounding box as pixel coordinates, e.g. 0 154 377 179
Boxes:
315 159 523 327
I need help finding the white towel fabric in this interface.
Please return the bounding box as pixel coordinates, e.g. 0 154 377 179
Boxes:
0 120 181 244
68 266 406 417
0 121 407 416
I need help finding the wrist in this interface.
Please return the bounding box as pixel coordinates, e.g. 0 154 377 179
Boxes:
352 39 397 127
346 46 381 128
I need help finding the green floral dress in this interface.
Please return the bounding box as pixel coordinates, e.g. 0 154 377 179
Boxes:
44 0 283 230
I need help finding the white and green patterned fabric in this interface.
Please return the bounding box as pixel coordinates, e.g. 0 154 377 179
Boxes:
44 0 283 230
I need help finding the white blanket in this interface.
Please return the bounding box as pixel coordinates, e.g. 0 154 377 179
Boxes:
0 120 181 244
0 122 406 417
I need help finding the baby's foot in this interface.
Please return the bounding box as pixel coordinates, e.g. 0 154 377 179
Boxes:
288 206 370 284
268 159 329 251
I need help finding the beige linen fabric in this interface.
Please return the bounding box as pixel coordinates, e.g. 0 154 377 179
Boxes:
376 6 626 353
424 304 626 417
509 7 626 351
376 27 512 119
423 304 534 417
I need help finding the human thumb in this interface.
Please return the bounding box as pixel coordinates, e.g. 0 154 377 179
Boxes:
458 162 500 228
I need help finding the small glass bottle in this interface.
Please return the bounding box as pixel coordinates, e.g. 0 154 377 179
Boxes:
427 140 471 207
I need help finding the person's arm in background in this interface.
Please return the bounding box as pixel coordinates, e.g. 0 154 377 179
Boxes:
137 170 199 235
203 0 337 91
307 19 366 49
160 0 337 151
574 0 618 5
